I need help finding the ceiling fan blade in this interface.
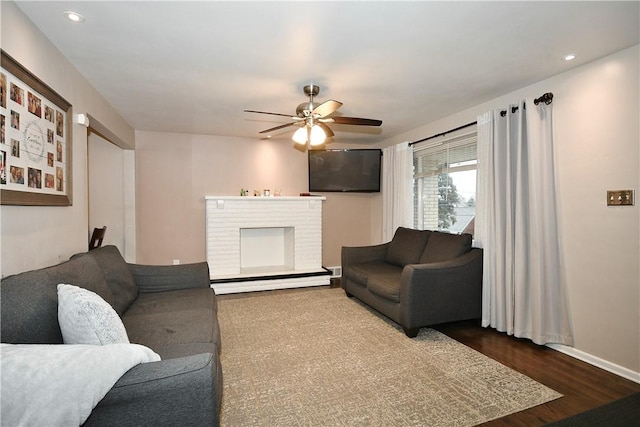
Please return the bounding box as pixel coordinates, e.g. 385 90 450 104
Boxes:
258 122 298 134
317 122 334 138
244 109 294 118
331 116 382 126
312 100 343 118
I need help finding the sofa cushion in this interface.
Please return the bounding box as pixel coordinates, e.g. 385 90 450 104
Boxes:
420 231 472 263
367 274 402 303
123 288 219 359
82 246 139 316
345 260 403 285
1 255 114 344
384 227 431 267
57 284 129 345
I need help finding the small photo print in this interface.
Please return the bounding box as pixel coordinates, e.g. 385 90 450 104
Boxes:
56 166 63 191
10 83 23 105
9 165 24 184
1 114 5 144
47 129 54 144
45 172 55 189
28 92 42 118
56 140 63 162
28 167 42 189
0 150 6 185
11 139 19 157
56 111 64 138
10 110 19 130
0 73 6 108
45 105 54 123
47 152 54 167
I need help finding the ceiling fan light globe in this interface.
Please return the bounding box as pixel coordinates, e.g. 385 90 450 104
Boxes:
309 125 326 146
292 127 308 145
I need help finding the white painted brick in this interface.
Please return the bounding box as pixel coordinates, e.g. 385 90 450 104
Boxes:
205 197 325 280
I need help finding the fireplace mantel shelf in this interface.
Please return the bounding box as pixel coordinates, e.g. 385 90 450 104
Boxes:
205 195 326 201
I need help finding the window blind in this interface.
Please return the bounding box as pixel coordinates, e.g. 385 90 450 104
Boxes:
414 133 477 178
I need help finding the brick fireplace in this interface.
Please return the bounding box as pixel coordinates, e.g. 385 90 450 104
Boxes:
205 196 329 294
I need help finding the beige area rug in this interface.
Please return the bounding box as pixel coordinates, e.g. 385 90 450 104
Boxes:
218 287 561 426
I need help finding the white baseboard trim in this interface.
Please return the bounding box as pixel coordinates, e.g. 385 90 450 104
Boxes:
547 343 640 384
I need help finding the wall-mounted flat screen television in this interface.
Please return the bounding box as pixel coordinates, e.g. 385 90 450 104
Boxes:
308 149 382 193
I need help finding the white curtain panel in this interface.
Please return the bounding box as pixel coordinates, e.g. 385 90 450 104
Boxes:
476 100 573 346
382 142 414 242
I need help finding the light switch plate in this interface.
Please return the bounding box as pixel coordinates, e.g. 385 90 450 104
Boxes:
607 190 634 206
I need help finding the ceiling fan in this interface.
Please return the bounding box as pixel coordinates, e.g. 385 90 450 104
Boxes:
244 84 382 146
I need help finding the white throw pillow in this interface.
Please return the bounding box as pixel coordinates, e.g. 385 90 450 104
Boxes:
57 284 129 345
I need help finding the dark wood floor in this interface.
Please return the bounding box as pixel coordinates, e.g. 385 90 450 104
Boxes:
219 285 640 425
434 321 640 425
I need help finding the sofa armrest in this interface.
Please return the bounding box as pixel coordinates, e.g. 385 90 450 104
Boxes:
399 248 483 328
342 243 389 270
127 262 211 293
85 353 222 427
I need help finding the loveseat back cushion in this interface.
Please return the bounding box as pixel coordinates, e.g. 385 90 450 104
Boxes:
419 231 472 263
81 245 139 316
384 227 431 267
0 255 113 344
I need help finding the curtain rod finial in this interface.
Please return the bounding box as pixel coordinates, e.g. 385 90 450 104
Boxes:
534 92 554 106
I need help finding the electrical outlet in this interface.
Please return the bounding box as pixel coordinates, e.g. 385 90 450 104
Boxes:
172 259 180 265
606 190 634 206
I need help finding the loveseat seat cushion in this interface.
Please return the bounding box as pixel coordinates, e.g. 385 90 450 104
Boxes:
420 231 472 263
344 260 403 285
384 227 431 267
81 246 139 316
1 255 114 344
123 288 220 359
367 273 402 303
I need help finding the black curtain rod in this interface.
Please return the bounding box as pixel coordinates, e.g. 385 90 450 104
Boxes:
409 92 553 146
408 121 476 146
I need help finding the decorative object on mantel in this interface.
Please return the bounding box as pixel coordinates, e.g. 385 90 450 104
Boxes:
244 84 382 148
240 188 248 196
1 50 73 206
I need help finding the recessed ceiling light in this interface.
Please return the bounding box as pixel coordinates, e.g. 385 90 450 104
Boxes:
63 11 85 23
563 53 577 61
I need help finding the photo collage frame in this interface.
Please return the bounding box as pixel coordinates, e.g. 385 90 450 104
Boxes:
1 50 72 206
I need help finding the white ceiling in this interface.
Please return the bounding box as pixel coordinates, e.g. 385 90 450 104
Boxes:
15 1 640 145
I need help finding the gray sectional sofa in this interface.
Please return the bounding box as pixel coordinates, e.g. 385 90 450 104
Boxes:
1 245 222 426
342 227 483 337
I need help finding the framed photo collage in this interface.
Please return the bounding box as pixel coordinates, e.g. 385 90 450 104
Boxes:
1 50 72 206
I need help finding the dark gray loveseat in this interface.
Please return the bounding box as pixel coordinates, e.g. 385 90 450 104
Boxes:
342 227 482 337
1 245 222 426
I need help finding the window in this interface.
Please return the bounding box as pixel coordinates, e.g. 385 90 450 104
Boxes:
413 132 477 235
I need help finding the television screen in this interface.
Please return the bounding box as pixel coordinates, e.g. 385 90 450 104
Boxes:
308 149 382 193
